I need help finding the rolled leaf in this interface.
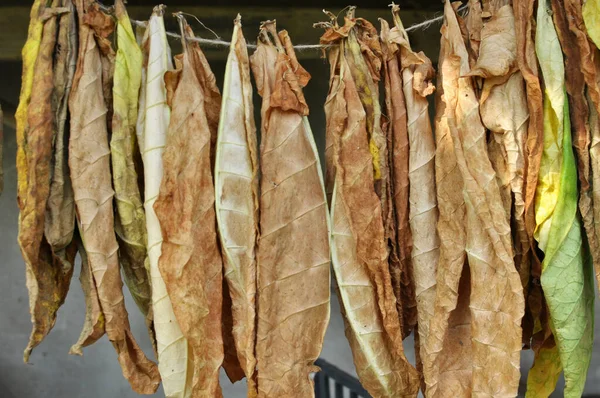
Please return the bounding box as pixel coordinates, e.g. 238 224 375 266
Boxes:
68 1 159 393
137 7 190 397
215 15 259 395
19 0 73 362
513 0 545 346
45 0 78 277
385 5 439 387
250 22 330 398
111 0 153 344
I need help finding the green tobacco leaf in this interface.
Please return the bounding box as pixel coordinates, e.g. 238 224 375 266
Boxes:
530 3 595 394
583 0 600 49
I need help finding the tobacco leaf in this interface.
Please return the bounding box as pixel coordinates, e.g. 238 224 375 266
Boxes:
465 0 483 64
178 24 243 381
467 4 516 78
70 232 105 354
20 1 75 362
487 136 512 222
469 5 531 300
423 4 471 396
583 0 600 49
110 0 153 347
69 1 159 393
445 3 523 394
380 18 417 339
324 45 342 205
320 17 419 395
215 16 259 394
552 0 600 305
385 6 439 391
513 0 545 346
426 3 524 396
45 0 77 277
16 0 43 213
250 22 330 398
527 1 595 395
154 17 225 397
562 0 600 295
138 7 191 397
84 3 115 130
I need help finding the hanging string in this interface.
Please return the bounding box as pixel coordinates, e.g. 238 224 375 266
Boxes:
97 1 468 51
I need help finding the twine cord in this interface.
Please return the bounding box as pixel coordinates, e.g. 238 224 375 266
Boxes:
98 1 468 51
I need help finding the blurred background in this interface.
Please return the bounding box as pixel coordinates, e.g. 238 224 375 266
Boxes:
0 0 599 397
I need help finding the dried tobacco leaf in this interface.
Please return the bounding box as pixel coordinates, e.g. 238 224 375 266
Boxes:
69 1 159 393
513 0 545 346
321 15 419 396
111 0 153 344
215 15 259 395
137 7 190 397
426 2 524 396
423 4 470 395
467 5 531 297
16 0 44 212
527 1 595 395
379 18 415 338
45 0 77 276
20 1 75 362
250 22 330 398
384 5 439 391
70 232 104 354
154 16 226 397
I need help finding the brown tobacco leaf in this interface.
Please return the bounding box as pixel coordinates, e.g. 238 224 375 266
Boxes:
465 0 483 63
424 7 471 395
45 0 77 276
425 2 524 396
69 1 159 393
250 22 330 398
215 16 259 391
443 2 523 395
487 135 512 222
385 5 440 391
20 2 74 362
321 17 419 395
84 3 115 129
562 0 600 293
324 45 342 205
514 0 545 346
468 5 531 300
70 233 105 354
380 19 417 339
181 20 242 382
155 17 225 397
468 3 516 78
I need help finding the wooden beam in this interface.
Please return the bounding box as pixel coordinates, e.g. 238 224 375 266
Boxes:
0 5 443 61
